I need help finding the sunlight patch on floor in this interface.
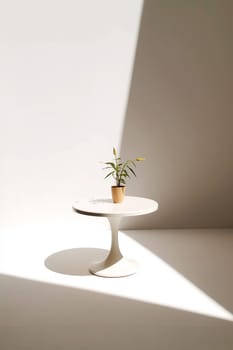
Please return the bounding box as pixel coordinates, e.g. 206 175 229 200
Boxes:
0 217 232 321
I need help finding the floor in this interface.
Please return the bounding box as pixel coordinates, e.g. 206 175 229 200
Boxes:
1 216 233 350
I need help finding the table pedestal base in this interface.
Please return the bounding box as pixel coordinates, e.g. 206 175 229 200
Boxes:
89 216 138 278
89 257 138 278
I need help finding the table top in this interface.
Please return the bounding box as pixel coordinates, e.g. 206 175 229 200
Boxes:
72 196 158 218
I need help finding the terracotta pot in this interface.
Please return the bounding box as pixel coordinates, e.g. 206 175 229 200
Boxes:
111 186 126 203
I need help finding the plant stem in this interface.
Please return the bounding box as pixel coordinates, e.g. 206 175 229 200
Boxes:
114 153 119 186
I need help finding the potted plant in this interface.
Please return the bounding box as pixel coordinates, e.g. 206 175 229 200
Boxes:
103 147 145 203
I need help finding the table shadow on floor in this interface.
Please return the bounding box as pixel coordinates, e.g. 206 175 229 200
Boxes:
44 248 108 276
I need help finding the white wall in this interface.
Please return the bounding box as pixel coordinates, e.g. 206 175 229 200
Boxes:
0 1 143 227
2 0 231 231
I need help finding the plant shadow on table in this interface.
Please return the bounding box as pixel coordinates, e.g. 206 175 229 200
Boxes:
45 248 108 276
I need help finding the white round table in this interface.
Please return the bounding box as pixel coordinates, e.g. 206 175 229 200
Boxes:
72 196 158 278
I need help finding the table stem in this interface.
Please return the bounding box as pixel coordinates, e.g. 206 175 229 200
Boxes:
107 216 123 263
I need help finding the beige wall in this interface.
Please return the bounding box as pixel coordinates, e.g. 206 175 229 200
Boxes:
121 0 233 229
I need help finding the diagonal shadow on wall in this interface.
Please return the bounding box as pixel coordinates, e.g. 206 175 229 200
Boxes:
120 0 233 229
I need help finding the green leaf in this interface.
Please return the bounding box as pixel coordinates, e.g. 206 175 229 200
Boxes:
105 162 116 170
127 166 136 177
104 171 114 179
